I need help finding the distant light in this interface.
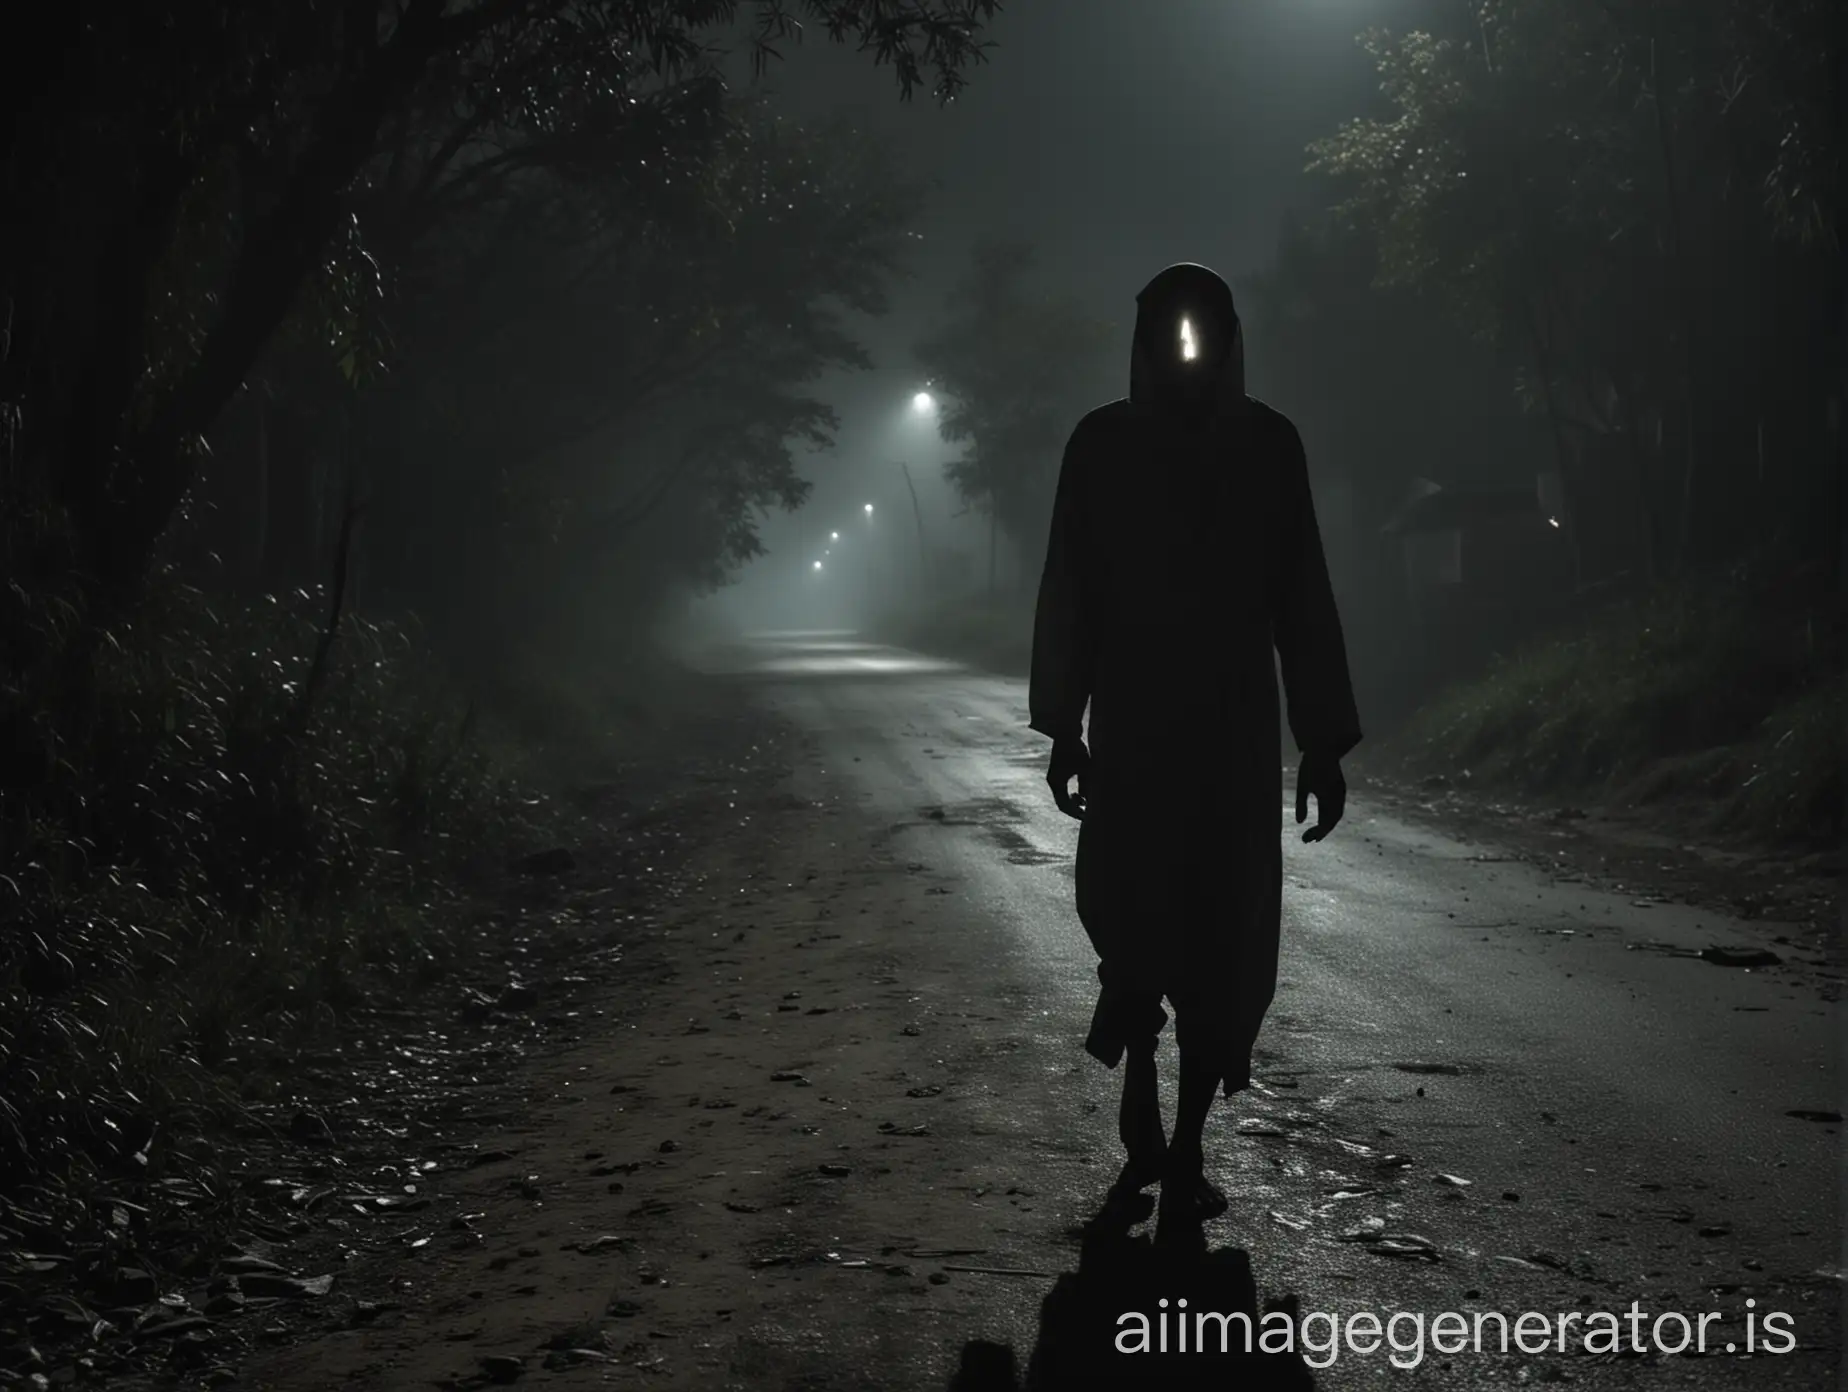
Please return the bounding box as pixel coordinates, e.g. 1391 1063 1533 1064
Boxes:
864 503 874 515
813 560 823 570
913 391 934 413
830 531 839 541
1547 517 1560 528
1180 316 1198 362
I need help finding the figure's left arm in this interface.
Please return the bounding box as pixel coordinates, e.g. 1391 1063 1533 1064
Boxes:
1273 421 1363 834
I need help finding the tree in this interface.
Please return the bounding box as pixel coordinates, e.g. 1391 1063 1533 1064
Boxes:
914 241 1115 592
1238 213 1547 512
0 0 1000 608
317 101 920 655
1307 0 1840 583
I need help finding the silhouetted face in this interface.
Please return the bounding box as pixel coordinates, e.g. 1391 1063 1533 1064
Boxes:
1138 303 1226 408
1133 264 1239 413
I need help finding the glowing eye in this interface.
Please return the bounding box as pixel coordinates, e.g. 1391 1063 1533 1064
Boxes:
1179 317 1198 362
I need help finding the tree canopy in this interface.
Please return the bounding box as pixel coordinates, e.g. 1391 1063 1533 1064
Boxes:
1307 0 1841 583
913 241 1116 583
0 0 999 608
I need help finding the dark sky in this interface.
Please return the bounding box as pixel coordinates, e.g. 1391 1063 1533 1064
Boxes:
718 0 1447 613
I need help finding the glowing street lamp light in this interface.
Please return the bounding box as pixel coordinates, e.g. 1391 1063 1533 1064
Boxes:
863 503 874 516
813 559 823 571
912 390 934 413
830 531 839 541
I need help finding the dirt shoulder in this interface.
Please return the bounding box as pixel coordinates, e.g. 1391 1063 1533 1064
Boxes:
1349 763 1842 976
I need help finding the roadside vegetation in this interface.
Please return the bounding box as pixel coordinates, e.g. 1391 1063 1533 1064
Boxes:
1389 566 1843 847
0 548 533 1246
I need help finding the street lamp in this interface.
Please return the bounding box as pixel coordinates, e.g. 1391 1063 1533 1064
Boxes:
830 530 839 541
813 559 823 571
913 390 934 413
863 503 874 516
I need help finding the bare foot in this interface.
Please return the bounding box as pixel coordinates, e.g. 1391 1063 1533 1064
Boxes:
1089 1172 1157 1233
1158 1143 1228 1225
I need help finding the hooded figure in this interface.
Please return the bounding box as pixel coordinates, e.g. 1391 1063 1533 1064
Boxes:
1029 262 1361 1229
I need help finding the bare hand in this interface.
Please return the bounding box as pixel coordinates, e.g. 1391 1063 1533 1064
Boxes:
1047 736 1090 819
1295 752 1346 843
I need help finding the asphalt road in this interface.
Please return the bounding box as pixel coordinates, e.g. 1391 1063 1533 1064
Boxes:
695 629 1842 1389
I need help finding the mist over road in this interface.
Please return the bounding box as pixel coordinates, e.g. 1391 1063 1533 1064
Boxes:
695 629 1840 1385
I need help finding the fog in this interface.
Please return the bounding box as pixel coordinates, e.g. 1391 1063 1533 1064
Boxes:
698 0 1399 640
677 0 1836 737
3 2 1839 1384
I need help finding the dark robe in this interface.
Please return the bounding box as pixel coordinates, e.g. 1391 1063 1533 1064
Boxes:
1028 263 1361 1096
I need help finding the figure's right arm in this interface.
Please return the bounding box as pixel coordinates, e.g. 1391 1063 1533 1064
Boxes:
1028 422 1094 743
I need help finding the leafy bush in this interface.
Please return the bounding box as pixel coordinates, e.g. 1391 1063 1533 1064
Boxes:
1719 676 1844 844
0 575 524 1185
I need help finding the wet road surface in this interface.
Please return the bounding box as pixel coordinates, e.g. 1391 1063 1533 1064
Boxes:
695 629 1841 1388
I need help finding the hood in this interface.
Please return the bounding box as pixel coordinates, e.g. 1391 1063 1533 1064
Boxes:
1128 261 1246 418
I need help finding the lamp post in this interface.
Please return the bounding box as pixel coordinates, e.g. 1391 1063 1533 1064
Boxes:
897 460 929 589
902 387 940 590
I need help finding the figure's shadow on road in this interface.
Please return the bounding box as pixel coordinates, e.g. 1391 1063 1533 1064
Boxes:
948 1205 1315 1392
